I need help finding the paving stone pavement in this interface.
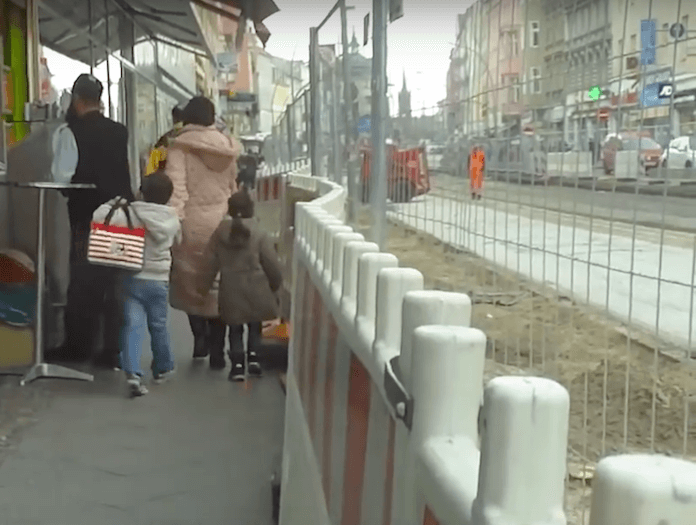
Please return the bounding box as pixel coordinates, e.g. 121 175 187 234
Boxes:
0 307 285 525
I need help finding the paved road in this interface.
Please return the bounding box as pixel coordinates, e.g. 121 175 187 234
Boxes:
0 306 285 525
430 173 696 233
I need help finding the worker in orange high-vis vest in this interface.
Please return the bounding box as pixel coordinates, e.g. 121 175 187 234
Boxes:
468 145 485 200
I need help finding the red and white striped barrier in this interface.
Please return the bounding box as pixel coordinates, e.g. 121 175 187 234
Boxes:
280 170 696 525
254 160 311 203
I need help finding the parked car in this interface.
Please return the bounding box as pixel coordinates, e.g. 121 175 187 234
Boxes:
602 133 663 174
660 136 696 168
426 143 445 171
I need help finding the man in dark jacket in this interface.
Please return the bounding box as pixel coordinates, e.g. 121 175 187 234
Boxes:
49 74 134 367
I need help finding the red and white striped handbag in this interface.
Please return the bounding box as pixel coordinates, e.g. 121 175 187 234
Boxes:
88 198 145 271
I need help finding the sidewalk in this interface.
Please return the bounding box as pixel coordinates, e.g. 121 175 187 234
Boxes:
0 307 285 525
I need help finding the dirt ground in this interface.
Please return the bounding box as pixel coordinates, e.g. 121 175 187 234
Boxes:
383 218 696 524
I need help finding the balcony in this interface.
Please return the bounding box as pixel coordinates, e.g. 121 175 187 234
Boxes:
499 56 522 76
502 102 523 116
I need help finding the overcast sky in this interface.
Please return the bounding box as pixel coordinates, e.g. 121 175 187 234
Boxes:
44 0 470 116
265 0 471 115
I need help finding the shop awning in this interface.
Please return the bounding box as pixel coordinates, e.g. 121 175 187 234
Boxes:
37 0 279 67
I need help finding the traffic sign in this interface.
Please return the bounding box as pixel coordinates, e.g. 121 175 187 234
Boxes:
357 116 371 134
670 22 686 39
641 19 656 65
363 14 369 46
640 82 662 107
597 107 610 121
658 82 674 98
389 0 404 23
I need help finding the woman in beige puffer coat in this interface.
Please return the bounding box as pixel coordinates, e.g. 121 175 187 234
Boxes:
166 96 241 369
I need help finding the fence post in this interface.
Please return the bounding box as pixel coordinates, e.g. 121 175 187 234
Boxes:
340 241 379 318
373 267 424 366
322 224 353 284
472 377 569 525
306 207 332 265
588 454 696 525
393 290 474 525
330 232 365 302
400 290 473 389
315 218 344 275
355 253 399 344
410 325 487 523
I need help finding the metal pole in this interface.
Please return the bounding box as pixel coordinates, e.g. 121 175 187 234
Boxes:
88 0 94 74
340 0 357 223
317 0 342 31
304 90 310 157
287 100 294 162
119 15 140 191
667 1 683 147
153 39 160 137
309 27 321 177
104 0 114 118
331 61 342 183
370 0 388 249
33 188 46 367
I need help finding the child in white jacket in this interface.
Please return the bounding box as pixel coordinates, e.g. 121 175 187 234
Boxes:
92 171 181 397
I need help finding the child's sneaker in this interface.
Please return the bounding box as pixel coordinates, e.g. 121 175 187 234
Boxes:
126 374 148 397
247 351 262 377
228 362 245 382
153 368 176 384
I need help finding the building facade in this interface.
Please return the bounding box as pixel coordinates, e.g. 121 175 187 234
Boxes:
609 0 696 144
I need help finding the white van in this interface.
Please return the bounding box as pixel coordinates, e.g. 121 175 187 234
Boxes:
661 136 696 168
426 143 444 170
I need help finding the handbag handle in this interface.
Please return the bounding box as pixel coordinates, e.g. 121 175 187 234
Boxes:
103 197 135 230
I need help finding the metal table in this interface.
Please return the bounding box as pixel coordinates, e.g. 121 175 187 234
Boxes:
0 181 96 385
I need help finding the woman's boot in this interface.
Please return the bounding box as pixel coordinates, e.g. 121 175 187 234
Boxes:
189 315 209 359
208 318 227 370
246 322 263 377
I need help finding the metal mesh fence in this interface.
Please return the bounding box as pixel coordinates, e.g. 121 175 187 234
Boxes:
271 0 696 521
381 0 696 522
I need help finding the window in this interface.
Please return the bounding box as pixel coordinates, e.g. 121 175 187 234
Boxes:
530 66 542 94
630 34 637 52
510 31 519 56
512 76 521 102
530 21 540 47
272 68 288 86
662 23 669 46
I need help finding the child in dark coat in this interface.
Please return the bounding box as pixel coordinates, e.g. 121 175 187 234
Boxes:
199 189 283 381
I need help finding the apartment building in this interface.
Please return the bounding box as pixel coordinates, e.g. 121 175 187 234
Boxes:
481 0 525 132
565 0 612 149
450 1 489 137
610 0 696 143
522 0 545 129
445 14 466 134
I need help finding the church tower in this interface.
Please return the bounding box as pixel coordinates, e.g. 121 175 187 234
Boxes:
398 71 411 119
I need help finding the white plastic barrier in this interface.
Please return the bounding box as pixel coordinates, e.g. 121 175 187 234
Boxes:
614 151 646 178
589 454 696 525
546 152 593 177
279 168 577 525
276 166 696 525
